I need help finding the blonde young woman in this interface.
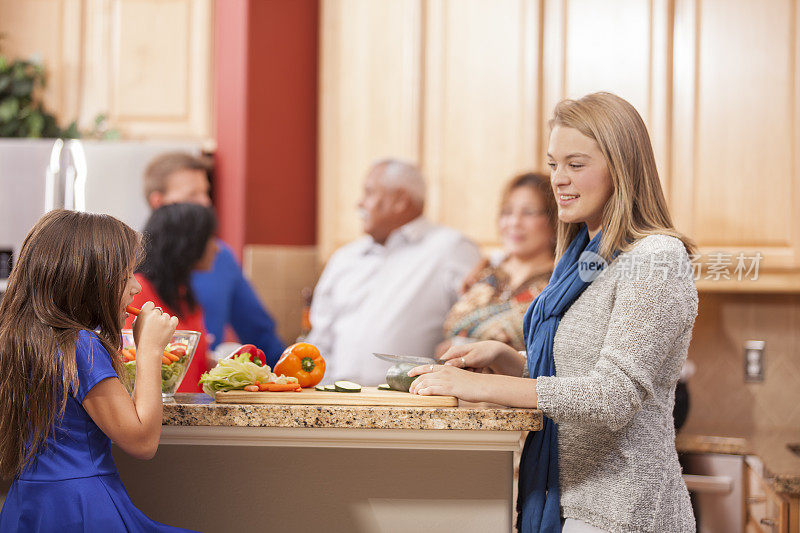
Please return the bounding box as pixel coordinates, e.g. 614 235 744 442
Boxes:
410 93 698 532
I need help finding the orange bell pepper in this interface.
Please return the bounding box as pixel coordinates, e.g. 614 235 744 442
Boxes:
273 343 325 388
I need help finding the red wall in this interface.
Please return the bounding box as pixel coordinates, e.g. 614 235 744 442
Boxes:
214 0 319 256
213 0 248 256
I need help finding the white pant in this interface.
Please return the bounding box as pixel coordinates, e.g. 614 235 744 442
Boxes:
562 518 608 532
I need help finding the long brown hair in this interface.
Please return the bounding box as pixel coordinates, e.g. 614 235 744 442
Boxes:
0 210 141 478
549 92 696 261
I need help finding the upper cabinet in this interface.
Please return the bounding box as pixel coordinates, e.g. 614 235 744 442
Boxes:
0 0 213 140
0 0 85 124
671 0 800 291
319 0 422 259
320 0 800 291
421 0 540 247
541 0 672 195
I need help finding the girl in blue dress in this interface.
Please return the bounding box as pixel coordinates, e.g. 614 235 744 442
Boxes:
0 210 195 532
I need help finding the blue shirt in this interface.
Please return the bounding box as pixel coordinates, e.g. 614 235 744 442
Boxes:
20 330 118 482
1 330 196 532
190 240 285 366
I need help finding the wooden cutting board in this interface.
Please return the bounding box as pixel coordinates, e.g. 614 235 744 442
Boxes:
215 387 457 407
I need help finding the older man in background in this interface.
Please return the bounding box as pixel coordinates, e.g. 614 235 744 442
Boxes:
307 159 481 385
143 152 285 365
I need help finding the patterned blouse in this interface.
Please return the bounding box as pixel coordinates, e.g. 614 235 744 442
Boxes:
443 263 552 351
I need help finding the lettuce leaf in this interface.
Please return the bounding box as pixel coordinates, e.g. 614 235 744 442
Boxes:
198 354 297 398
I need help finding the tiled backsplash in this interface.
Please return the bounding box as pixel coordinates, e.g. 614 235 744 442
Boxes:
682 293 800 436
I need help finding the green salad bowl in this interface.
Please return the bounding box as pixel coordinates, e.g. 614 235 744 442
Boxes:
120 329 201 400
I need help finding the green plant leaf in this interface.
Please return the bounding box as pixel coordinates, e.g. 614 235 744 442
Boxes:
0 53 85 138
42 114 60 137
0 98 19 122
10 78 33 97
61 120 80 139
26 111 44 137
0 117 22 137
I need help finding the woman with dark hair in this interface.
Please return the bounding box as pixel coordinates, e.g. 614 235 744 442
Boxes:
0 210 191 530
125 203 218 393
437 172 557 355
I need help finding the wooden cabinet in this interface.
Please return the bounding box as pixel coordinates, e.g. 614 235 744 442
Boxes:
672 0 800 292
421 0 540 246
745 463 794 533
0 0 213 140
320 0 665 255
540 0 672 192
319 0 800 291
318 0 422 259
0 0 84 123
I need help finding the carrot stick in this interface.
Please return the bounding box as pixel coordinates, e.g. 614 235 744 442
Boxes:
126 305 140 316
243 385 260 392
266 383 303 392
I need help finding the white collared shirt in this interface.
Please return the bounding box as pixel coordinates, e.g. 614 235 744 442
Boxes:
307 217 481 385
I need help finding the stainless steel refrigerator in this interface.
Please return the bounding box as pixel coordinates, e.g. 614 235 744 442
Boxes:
0 138 207 296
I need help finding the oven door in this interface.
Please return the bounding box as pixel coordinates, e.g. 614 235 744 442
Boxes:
681 452 745 533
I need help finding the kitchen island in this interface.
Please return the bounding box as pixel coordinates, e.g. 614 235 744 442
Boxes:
112 393 542 533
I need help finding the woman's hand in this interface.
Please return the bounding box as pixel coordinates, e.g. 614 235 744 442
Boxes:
438 340 523 376
408 364 488 403
407 363 540 408
131 301 178 359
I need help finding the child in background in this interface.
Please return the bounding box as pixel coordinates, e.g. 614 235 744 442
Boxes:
124 202 219 392
0 210 195 532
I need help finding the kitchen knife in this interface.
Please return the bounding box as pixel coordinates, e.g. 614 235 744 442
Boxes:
372 352 439 366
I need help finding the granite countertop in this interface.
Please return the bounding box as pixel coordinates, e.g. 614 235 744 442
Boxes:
163 393 543 432
677 430 800 497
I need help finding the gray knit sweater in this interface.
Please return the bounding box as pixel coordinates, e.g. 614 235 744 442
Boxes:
534 235 697 532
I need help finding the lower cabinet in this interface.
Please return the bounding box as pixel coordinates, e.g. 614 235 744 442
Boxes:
745 463 798 533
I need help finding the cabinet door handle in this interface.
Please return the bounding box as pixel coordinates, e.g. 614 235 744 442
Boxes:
760 518 776 527
746 496 766 504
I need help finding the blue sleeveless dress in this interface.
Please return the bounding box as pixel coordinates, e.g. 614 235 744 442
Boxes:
0 330 195 532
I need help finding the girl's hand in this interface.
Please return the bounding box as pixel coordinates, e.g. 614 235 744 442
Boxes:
438 340 519 373
131 301 178 357
408 364 487 403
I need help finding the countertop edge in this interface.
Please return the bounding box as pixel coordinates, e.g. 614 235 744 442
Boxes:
161 394 543 432
677 432 800 497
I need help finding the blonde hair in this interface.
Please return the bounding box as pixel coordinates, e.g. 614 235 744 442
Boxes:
549 92 696 261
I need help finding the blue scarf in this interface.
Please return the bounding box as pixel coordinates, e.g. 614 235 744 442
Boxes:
517 225 605 532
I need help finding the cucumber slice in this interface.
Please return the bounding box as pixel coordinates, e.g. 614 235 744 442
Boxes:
334 380 362 393
377 383 391 390
324 384 337 392
314 385 326 391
